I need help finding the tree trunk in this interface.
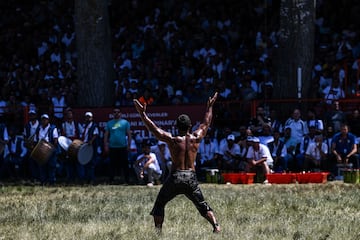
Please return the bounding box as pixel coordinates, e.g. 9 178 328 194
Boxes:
274 0 315 102
75 0 114 107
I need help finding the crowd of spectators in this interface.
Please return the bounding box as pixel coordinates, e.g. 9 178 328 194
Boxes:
0 0 360 183
0 1 360 128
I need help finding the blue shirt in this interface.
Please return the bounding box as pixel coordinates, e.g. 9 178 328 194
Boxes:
332 132 356 157
106 119 130 148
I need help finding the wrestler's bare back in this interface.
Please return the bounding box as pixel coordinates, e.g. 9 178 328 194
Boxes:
168 133 200 171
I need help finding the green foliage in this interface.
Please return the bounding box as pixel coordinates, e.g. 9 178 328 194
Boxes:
0 183 360 239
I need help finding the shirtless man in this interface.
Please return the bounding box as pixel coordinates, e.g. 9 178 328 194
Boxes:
133 92 221 234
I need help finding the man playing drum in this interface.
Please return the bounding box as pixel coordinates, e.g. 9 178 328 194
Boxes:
79 111 99 184
60 108 82 183
32 114 59 185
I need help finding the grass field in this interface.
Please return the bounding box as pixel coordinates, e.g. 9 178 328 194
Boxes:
0 181 360 240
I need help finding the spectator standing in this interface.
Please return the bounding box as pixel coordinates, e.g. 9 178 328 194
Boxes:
50 89 67 127
103 107 132 184
2 126 27 180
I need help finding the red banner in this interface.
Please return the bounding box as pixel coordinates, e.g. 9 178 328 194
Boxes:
73 105 206 138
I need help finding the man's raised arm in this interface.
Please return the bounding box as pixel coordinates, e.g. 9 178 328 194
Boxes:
193 92 218 138
133 99 171 141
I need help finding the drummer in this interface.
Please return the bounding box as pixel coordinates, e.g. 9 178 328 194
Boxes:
60 108 82 184
23 109 40 181
34 114 59 185
79 111 99 184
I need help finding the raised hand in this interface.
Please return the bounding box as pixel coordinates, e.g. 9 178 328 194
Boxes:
207 92 218 108
133 99 147 113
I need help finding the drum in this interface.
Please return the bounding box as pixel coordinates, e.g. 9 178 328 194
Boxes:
30 139 56 165
58 136 72 161
205 169 220 183
68 139 94 165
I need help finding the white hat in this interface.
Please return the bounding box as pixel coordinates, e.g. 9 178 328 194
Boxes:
28 109 36 114
175 90 183 96
157 141 166 145
227 134 235 141
41 114 49 119
85 112 93 117
252 137 260 143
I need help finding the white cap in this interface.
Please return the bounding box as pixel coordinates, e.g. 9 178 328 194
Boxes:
252 137 260 143
85 112 93 117
29 109 36 114
227 134 235 141
41 114 49 119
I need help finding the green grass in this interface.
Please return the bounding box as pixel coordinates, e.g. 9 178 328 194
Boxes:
0 182 360 240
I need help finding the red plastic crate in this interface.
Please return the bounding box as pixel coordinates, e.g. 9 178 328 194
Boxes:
222 173 256 184
296 172 329 184
266 173 297 184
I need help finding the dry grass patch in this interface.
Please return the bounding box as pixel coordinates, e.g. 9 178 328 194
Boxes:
0 182 359 240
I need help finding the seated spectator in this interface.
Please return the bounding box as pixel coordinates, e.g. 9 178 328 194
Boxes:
295 126 317 171
267 130 288 173
218 134 241 171
284 108 308 146
258 123 274 145
134 141 162 187
331 124 359 175
325 100 346 133
304 134 329 172
280 127 297 171
248 105 271 136
322 77 345 105
245 137 273 184
306 108 324 134
151 140 172 181
197 132 219 169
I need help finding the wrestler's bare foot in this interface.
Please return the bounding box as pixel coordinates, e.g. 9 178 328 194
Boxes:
213 223 221 233
155 226 162 235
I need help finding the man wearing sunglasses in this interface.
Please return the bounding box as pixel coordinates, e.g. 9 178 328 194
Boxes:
104 107 132 184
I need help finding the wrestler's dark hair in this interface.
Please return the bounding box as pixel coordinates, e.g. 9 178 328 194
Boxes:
176 114 191 131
